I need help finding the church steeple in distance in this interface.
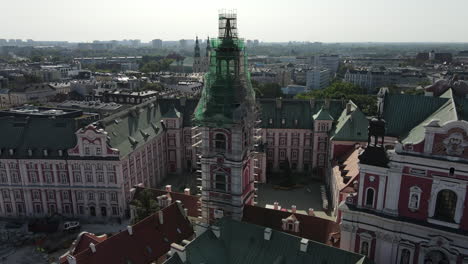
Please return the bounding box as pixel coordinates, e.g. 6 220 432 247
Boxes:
194 36 200 58
206 36 211 57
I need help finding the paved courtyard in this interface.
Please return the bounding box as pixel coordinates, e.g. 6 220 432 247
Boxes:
256 181 335 221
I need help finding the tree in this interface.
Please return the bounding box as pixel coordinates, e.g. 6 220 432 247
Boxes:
295 81 378 116
130 189 159 223
31 55 43 62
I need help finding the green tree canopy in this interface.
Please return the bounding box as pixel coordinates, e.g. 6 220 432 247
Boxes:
296 81 378 116
130 189 159 223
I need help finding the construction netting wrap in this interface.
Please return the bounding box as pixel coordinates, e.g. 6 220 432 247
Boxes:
193 13 256 127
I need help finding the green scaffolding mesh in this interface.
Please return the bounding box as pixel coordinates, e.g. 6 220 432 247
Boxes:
193 35 256 127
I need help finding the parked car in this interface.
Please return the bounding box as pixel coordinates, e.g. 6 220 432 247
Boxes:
63 221 80 233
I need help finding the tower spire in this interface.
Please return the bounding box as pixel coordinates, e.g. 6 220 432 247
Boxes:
194 36 200 57
206 36 211 57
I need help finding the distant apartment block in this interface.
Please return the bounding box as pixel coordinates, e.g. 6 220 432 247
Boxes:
344 69 429 93
152 39 163 49
312 55 340 75
306 67 330 90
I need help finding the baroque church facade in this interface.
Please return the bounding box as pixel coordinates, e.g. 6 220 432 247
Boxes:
340 88 468 263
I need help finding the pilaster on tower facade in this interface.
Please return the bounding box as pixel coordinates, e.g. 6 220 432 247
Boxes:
193 12 257 223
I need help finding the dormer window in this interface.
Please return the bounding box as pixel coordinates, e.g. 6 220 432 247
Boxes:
58 150 63 157
28 149 33 157
405 144 413 151
281 118 285 125
269 118 273 125
9 149 14 156
281 215 300 232
43 149 48 157
294 119 298 126
96 147 102 155
85 147 90 155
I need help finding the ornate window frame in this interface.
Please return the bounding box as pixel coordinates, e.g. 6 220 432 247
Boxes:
397 243 415 264
408 186 422 212
358 232 373 257
428 177 466 228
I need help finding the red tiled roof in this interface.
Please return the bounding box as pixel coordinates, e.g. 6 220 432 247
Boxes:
242 205 340 246
133 186 200 218
333 147 361 193
68 202 194 264
73 233 107 255
60 233 108 263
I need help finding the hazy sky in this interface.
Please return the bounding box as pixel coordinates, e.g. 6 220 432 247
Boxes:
2 0 467 42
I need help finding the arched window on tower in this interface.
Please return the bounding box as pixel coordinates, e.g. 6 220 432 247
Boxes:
365 188 375 207
434 189 457 222
215 133 226 152
449 167 455 177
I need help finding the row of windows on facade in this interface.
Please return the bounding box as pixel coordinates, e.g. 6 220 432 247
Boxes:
364 187 458 223
0 149 65 157
2 189 118 203
1 202 120 217
267 149 315 160
0 170 117 184
267 118 327 128
0 163 116 172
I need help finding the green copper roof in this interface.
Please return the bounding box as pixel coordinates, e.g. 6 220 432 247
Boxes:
0 117 79 159
259 98 346 129
383 93 448 137
402 99 458 144
313 107 334 121
168 218 372 264
162 105 181 118
331 101 369 142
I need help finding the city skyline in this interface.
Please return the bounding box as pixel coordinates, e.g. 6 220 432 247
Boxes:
2 0 468 43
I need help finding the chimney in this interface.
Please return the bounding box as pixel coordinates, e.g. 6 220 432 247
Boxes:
276 98 282 109
184 188 190 195
273 202 279 210
89 243 96 253
66 255 77 264
165 185 172 192
264 228 272 241
176 200 186 217
291 205 297 213
127 225 133 235
346 102 352 114
324 99 330 109
308 208 315 216
211 225 220 238
170 243 187 262
309 98 315 109
300 238 309 252
158 210 164 224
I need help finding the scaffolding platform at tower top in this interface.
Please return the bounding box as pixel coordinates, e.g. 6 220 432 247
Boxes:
193 12 256 127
